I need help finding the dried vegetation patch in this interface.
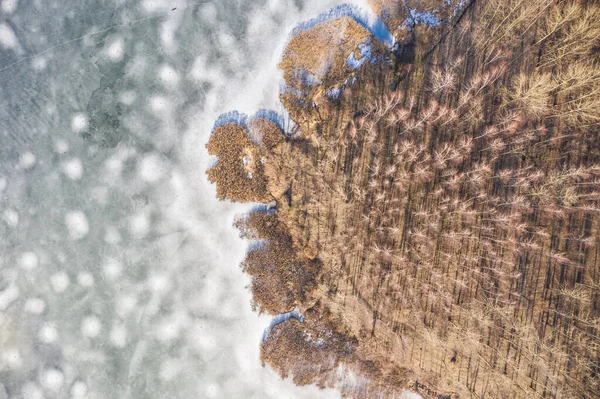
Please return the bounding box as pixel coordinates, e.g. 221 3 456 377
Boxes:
207 1 600 398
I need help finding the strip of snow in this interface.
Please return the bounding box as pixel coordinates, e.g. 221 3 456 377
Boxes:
247 239 268 251
0 22 19 51
290 3 396 49
212 108 295 136
249 201 278 214
0 283 19 310
251 108 294 134
213 110 249 129
262 308 304 341
207 155 219 169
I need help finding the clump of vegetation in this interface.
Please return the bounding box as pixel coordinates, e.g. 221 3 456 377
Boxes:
206 119 276 202
235 211 320 314
207 1 600 398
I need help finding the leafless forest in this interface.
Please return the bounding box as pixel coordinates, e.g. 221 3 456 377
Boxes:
207 0 600 397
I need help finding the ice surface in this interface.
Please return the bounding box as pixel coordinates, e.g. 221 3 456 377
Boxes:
0 0 377 398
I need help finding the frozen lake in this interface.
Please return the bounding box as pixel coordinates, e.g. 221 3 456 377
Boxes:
0 0 366 397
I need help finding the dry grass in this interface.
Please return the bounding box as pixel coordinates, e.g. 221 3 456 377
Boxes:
207 1 600 398
280 17 371 85
206 122 271 202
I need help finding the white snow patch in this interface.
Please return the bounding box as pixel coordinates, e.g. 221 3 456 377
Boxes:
189 323 217 354
199 3 217 22
3 209 19 227
160 18 178 54
77 272 94 287
19 251 39 270
81 316 101 338
158 64 180 87
24 298 45 314
115 294 136 317
54 139 69 153
203 383 221 399
2 348 21 369
104 37 125 62
118 90 137 105
102 257 122 281
0 23 19 50
31 56 47 71
155 319 181 342
39 323 58 343
109 324 127 347
70 381 88 399
129 212 150 238
19 152 36 169
61 158 83 180
188 55 225 84
41 368 64 392
65 211 89 240
141 0 184 13
50 271 70 293
148 273 170 293
71 113 88 133
104 226 121 244
149 95 170 112
104 157 123 180
138 153 167 182
20 382 42 399
0 283 19 310
1 0 18 14
159 358 182 381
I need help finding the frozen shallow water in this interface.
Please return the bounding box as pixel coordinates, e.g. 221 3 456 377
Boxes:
0 0 363 397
